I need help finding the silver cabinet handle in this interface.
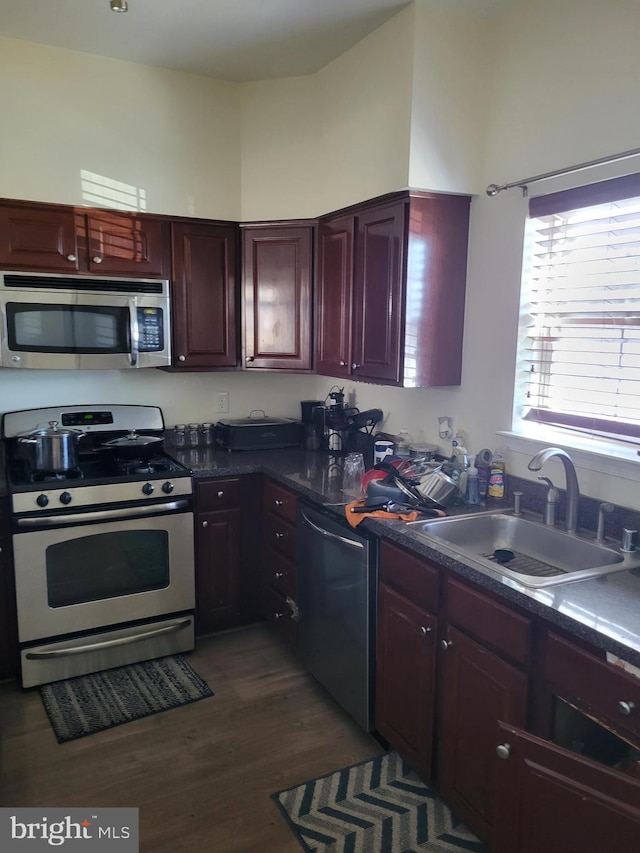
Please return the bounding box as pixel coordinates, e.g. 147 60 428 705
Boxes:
275 499 284 506
202 520 209 527
275 571 284 579
178 355 186 362
420 626 431 635
351 363 360 370
66 254 77 262
274 612 284 620
496 743 511 760
246 356 255 362
93 256 103 263
340 360 347 367
441 639 452 650
275 532 285 540
217 491 224 498
617 701 635 716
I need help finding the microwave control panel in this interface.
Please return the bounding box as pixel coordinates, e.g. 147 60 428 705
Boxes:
137 307 164 352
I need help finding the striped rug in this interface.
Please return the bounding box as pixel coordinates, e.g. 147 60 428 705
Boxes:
40 655 213 743
273 751 485 852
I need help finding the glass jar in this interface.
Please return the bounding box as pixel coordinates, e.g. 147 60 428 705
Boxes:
173 424 186 448
201 422 215 446
187 423 200 448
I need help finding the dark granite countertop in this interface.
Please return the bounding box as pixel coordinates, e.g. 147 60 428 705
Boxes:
172 445 640 669
2 442 639 668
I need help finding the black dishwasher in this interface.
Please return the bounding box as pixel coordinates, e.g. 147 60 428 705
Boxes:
297 501 377 731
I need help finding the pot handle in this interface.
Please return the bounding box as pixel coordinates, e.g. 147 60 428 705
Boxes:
17 436 38 445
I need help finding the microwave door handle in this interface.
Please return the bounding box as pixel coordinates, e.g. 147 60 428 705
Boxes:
129 299 139 367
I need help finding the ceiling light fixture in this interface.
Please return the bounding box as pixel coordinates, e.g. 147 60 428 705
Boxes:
110 0 128 12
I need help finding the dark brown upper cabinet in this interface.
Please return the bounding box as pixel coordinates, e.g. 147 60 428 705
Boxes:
171 221 238 369
316 191 471 387
0 199 170 278
241 225 313 371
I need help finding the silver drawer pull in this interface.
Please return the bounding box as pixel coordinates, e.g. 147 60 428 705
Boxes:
275 499 284 507
420 626 431 635
496 743 511 760
440 639 452 650
217 491 224 498
617 701 636 716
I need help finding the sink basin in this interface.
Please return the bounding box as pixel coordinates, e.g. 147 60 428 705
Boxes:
406 511 640 588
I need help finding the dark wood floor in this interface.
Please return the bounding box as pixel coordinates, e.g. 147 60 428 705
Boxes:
0 625 382 852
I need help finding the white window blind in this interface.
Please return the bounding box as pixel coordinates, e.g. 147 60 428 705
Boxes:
519 176 640 440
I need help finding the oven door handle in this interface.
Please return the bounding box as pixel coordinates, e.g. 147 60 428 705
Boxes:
24 618 193 659
16 499 191 528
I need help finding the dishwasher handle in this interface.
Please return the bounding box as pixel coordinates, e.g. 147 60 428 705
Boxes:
299 509 364 550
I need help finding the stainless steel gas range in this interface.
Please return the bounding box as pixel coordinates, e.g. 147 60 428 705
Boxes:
2 404 195 688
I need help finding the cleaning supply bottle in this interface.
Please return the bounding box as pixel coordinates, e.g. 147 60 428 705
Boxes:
487 449 506 501
465 456 480 505
475 448 492 501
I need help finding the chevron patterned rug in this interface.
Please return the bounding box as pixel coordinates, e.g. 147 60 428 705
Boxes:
273 751 486 853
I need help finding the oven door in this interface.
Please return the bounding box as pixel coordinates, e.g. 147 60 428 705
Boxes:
12 501 194 644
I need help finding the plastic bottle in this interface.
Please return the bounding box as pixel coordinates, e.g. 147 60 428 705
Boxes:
395 430 413 458
487 449 506 501
466 456 480 505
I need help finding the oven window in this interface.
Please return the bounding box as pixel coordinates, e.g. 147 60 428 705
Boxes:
45 530 169 607
7 303 129 353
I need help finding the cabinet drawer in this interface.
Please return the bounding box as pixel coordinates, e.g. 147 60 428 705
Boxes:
266 549 297 598
543 632 640 743
264 585 298 647
379 540 440 612
446 577 532 667
196 478 240 510
264 479 297 523
265 512 296 562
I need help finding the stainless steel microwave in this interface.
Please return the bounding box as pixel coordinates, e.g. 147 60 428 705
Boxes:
0 271 171 369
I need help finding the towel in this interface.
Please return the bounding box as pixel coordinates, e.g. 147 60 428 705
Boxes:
345 499 422 528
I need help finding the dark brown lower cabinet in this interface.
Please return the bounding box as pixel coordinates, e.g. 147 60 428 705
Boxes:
437 624 528 845
376 582 437 782
195 506 241 634
194 475 261 635
493 722 640 853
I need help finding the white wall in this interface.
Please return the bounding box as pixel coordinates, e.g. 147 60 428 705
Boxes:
239 5 415 220
0 37 241 220
408 1 492 194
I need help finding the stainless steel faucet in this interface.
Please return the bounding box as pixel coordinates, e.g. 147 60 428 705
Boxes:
527 447 580 534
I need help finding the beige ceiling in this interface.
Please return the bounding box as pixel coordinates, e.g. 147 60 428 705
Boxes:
0 0 511 82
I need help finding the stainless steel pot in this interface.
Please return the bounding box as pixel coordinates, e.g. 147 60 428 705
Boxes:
417 469 460 505
18 420 85 471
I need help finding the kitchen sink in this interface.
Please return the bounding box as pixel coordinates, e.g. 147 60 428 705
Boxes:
406 511 640 588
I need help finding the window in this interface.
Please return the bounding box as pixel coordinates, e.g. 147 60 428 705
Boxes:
515 173 640 442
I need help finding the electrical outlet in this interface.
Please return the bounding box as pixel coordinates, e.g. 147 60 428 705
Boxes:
215 391 229 413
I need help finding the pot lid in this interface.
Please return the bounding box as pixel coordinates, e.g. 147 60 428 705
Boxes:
102 430 164 447
20 420 84 439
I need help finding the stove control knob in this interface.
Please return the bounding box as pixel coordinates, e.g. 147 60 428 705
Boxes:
36 494 49 508
59 492 72 505
162 481 174 494
142 483 155 496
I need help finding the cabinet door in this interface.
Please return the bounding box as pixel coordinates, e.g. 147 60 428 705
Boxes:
351 202 405 384
84 212 169 277
0 535 19 681
316 216 354 379
376 583 437 782
171 222 238 368
242 226 312 370
438 624 528 844
493 721 640 853
195 508 241 634
0 203 80 272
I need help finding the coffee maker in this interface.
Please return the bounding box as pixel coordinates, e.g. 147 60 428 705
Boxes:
308 389 383 463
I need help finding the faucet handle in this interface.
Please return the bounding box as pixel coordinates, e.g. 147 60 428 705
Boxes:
621 529 637 552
